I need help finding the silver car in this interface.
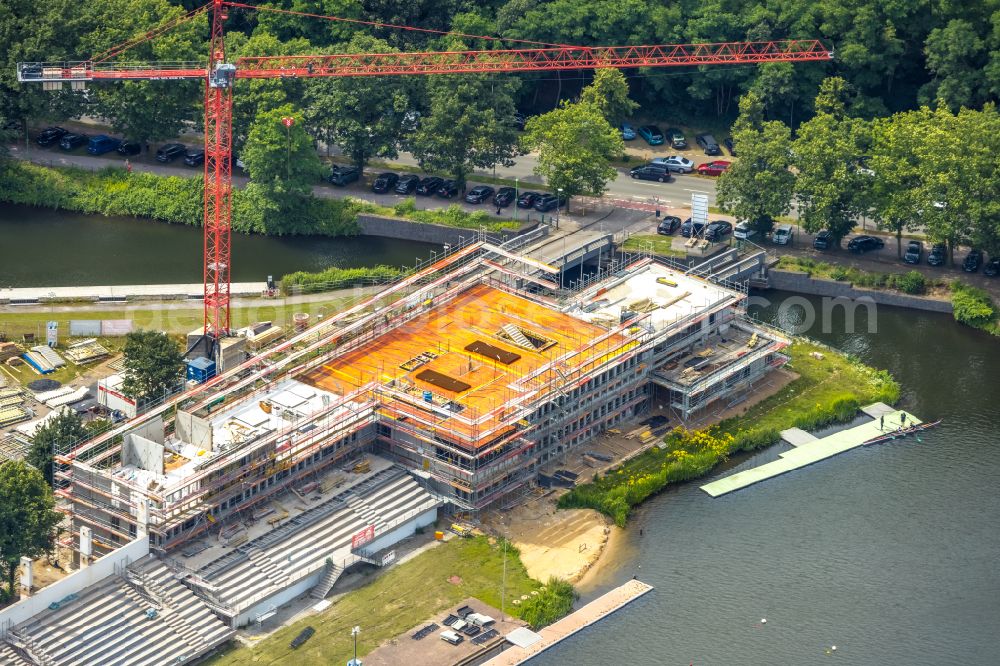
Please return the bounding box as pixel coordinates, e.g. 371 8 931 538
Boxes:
651 155 694 173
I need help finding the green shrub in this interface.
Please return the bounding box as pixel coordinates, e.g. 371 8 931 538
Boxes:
518 578 577 630
951 281 998 330
279 264 402 295
893 270 926 294
830 266 851 281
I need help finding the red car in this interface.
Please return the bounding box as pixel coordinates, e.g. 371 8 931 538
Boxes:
696 160 731 176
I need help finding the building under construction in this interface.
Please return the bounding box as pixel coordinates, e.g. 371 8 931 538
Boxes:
53 239 788 561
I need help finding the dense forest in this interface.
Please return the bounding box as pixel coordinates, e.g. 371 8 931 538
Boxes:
2 0 998 144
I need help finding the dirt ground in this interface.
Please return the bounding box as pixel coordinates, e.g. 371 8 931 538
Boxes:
482 497 612 585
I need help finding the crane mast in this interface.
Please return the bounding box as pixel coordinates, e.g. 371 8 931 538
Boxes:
15 0 833 361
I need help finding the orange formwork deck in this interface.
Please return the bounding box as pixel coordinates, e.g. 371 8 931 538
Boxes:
300 283 630 446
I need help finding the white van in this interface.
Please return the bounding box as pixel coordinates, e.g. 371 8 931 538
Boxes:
772 224 794 245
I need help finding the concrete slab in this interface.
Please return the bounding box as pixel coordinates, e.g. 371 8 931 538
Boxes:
780 427 818 447
861 402 897 418
701 410 922 497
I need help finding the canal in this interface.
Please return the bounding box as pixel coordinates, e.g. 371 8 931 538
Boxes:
0 204 440 287
542 292 1000 665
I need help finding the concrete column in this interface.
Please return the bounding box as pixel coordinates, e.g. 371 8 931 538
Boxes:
19 556 33 597
80 525 93 567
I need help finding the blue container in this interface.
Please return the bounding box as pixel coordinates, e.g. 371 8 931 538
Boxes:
423 390 433 402
187 357 216 383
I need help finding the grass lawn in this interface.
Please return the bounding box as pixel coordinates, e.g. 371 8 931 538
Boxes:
207 536 540 666
559 340 900 524
621 234 687 258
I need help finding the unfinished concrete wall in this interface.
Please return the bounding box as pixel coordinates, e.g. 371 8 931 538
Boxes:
124 415 164 445
176 409 213 451
123 434 164 473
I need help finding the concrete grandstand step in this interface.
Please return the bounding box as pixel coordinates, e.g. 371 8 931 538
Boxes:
0 642 35 666
309 562 344 600
247 548 292 586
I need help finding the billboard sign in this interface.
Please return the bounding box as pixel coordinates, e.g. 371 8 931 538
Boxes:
46 321 58 347
351 524 375 550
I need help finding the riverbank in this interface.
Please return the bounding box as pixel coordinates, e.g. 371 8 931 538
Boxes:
558 340 901 526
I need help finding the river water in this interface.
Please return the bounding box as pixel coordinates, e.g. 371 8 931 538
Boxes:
0 205 439 286
542 292 1000 665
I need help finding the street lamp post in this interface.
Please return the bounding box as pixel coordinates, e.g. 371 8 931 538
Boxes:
349 625 361 666
514 177 519 224
556 188 563 230
281 116 295 180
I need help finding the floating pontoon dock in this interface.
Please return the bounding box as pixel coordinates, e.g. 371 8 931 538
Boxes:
701 408 929 497
483 579 654 665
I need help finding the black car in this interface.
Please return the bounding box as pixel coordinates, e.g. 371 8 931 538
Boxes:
184 148 206 167
416 176 444 196
517 191 541 209
813 230 833 250
847 235 885 254
512 112 527 130
436 179 459 198
155 143 186 162
963 249 983 273
984 257 1000 277
117 141 141 157
724 137 736 156
657 215 681 235
372 172 399 193
494 186 516 207
927 243 947 266
394 174 420 194
58 133 88 150
903 240 923 264
704 220 733 242
465 185 495 204
680 218 706 238
629 164 672 183
695 134 721 155
328 165 361 186
35 126 67 147
533 193 563 212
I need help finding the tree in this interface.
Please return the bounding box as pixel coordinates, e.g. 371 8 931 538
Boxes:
243 104 322 195
0 461 61 602
302 35 409 168
717 92 794 235
408 74 520 190
521 100 623 209
579 68 637 123
121 330 184 402
921 19 990 111
28 410 87 487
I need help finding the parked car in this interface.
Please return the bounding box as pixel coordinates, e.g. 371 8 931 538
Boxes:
620 122 636 141
984 257 1000 277
494 186 516 207
629 164 672 182
394 174 420 194
533 193 563 212
59 133 88 150
155 143 186 162
734 221 756 240
87 134 122 155
657 215 681 235
927 243 947 266
328 164 360 186
372 172 399 193
813 230 833 250
695 134 722 155
680 218 706 238
903 240 923 264
464 185 495 204
416 176 444 196
848 235 885 254
705 220 733 242
402 110 421 132
183 148 206 167
651 155 693 173
512 112 527 130
723 137 736 156
117 141 142 157
665 127 687 149
637 125 664 146
695 160 731 176
35 126 67 147
436 179 459 198
517 191 541 209
963 249 983 273
772 224 794 245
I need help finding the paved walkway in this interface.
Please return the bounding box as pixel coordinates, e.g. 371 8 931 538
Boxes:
482 579 654 665
0 282 266 302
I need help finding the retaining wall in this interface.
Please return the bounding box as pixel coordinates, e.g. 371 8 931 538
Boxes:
766 270 954 313
356 214 542 246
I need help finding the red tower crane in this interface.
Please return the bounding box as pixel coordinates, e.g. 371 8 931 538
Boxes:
17 0 832 356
